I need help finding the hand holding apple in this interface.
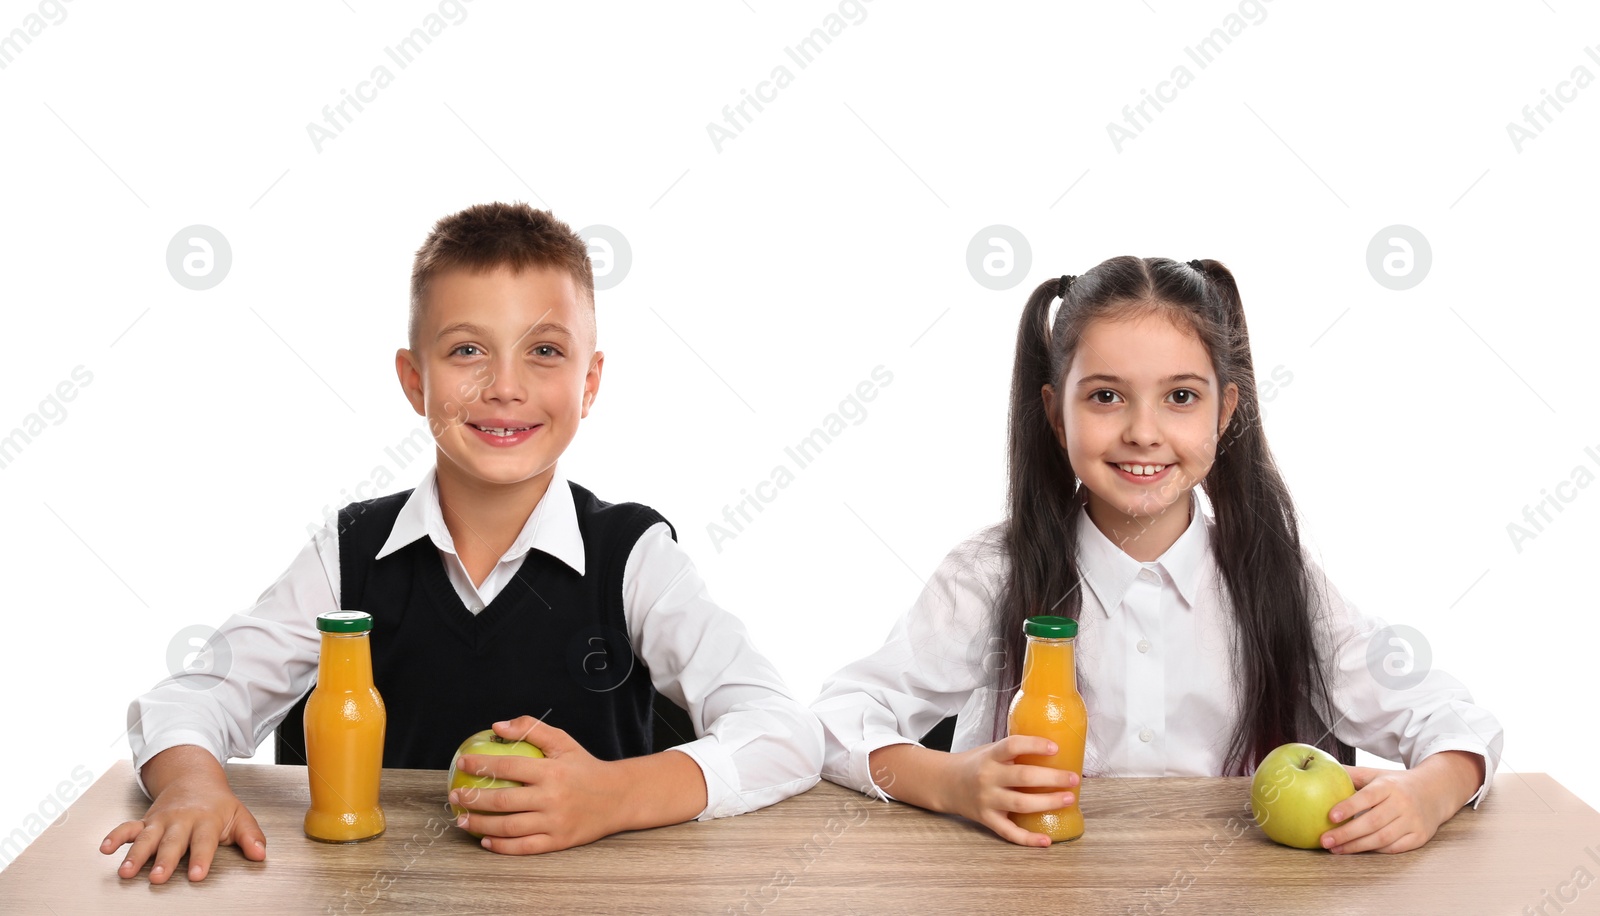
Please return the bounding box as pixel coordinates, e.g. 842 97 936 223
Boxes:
449 715 711 855
447 727 545 836
447 715 627 854
1249 743 1356 849
1319 750 1486 855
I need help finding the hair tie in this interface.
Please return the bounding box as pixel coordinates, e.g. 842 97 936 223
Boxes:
1187 259 1205 272
1058 275 1075 299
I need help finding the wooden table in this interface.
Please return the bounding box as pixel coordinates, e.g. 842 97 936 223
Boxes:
3 762 1598 914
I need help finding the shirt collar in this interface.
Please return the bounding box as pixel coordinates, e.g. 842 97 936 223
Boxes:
1075 490 1209 616
374 465 586 576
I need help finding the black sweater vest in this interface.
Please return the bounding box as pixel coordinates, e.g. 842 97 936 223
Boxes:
274 481 675 769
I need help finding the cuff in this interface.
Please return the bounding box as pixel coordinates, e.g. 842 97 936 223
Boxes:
669 736 747 821
668 739 821 821
843 737 918 803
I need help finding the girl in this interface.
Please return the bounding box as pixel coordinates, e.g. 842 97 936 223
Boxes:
813 257 1502 854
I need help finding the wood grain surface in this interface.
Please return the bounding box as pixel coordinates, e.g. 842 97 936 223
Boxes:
2 761 1597 915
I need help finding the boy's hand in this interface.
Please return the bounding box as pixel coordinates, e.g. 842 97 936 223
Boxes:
940 736 1080 848
450 716 629 855
1319 751 1485 854
100 746 266 883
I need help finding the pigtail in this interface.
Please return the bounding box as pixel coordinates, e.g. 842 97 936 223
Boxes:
1006 276 1078 531
990 275 1087 737
1189 259 1256 460
1189 259 1344 772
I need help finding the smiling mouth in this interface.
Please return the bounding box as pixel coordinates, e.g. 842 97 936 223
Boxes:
469 423 537 438
1113 462 1169 477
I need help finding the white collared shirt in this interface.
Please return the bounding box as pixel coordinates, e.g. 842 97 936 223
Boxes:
128 466 823 820
813 495 1503 806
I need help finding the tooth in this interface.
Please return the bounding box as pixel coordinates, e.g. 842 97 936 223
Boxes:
1142 465 1155 475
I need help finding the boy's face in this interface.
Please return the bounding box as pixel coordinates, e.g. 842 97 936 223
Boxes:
396 264 600 493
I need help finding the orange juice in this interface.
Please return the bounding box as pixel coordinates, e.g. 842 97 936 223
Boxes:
303 611 387 843
1007 615 1088 842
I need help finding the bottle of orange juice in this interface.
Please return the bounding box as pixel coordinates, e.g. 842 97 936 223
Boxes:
303 610 387 843
1007 615 1088 842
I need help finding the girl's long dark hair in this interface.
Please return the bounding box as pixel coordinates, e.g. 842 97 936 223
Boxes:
991 256 1339 775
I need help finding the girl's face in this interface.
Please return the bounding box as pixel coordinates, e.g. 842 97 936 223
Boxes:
1045 309 1238 550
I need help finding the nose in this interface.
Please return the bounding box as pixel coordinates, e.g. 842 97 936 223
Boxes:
480 353 528 405
1123 394 1161 448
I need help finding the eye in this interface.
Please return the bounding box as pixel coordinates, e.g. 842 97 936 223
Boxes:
450 344 483 358
1168 389 1199 406
532 344 563 359
1090 389 1122 405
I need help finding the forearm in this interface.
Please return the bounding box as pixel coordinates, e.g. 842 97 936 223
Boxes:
1417 750 1486 817
866 743 954 813
140 745 230 799
606 749 708 832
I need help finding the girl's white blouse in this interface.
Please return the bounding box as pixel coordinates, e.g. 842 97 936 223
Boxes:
813 498 1502 805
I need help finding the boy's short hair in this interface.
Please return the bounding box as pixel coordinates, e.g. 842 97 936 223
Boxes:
408 202 595 350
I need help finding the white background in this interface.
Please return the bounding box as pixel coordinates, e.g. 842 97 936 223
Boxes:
2 0 1596 872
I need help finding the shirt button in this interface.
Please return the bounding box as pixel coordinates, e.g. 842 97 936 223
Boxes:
1137 639 1151 654
1139 728 1154 743
1138 568 1159 583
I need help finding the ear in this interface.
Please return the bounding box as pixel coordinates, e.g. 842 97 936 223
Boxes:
1218 382 1239 441
1041 383 1069 451
580 350 604 419
396 348 425 418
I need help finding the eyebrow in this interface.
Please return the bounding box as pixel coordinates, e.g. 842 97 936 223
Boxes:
523 322 574 341
435 322 490 342
435 321 575 342
1074 373 1212 388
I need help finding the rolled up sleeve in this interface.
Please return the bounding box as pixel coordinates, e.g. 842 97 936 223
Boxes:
1309 560 1504 808
625 523 823 820
127 525 338 797
812 528 1004 800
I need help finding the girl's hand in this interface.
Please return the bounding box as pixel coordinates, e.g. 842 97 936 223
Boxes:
1319 751 1484 854
940 736 1080 848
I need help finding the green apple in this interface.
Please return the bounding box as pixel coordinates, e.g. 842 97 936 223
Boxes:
1249 742 1357 850
447 728 544 836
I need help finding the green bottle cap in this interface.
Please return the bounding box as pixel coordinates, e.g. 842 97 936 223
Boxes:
1024 615 1077 638
317 611 373 633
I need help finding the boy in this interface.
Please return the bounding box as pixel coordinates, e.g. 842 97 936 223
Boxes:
101 202 823 883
